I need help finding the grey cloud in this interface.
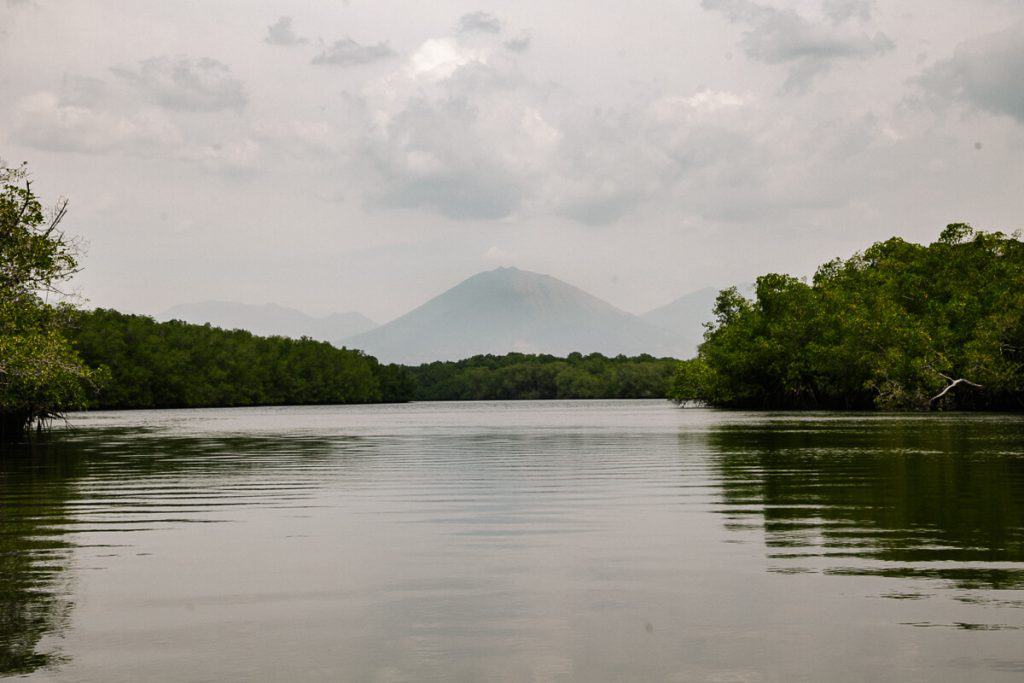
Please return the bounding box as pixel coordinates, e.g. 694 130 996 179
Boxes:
702 0 893 91
355 48 773 226
919 22 1024 123
265 16 306 46
504 33 531 53
58 75 110 106
458 11 502 35
822 0 872 24
111 57 246 111
547 110 675 225
0 0 30 36
367 92 526 220
376 167 523 220
312 38 396 66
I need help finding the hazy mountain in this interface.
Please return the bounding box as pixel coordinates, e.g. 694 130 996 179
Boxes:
160 301 377 346
344 267 686 364
641 283 754 356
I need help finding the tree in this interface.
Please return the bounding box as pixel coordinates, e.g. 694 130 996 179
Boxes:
0 163 102 440
671 225 1024 411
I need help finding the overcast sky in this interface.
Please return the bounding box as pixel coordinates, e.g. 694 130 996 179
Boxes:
2 0 1022 322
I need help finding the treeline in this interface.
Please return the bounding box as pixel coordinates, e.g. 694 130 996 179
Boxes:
71 309 415 408
69 311 676 409
670 225 1024 411
407 352 678 401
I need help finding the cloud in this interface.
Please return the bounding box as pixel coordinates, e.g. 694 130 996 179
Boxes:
408 37 485 81
822 0 873 24
176 138 261 173
504 33 531 53
482 245 515 264
111 56 246 111
351 38 556 220
702 0 893 91
918 22 1024 123
11 86 260 172
265 16 306 46
457 11 502 35
333 18 833 226
0 0 31 38
364 89 535 220
348 29 790 225
312 38 396 66
12 91 182 154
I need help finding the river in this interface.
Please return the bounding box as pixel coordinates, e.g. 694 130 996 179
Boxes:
2 401 1023 681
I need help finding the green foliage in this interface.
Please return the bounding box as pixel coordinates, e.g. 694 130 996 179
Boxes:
69 309 414 409
407 352 678 401
670 225 1024 411
1 163 102 439
70 312 666 408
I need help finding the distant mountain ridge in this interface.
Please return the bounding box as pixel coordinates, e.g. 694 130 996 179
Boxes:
160 301 377 346
344 267 687 364
640 286 720 357
160 273 741 364
640 283 755 357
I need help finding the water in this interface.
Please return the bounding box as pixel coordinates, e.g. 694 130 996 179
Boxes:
2 401 1023 681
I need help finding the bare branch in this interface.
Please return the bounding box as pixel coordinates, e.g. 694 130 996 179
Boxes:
15 179 33 224
930 377 983 404
44 197 69 237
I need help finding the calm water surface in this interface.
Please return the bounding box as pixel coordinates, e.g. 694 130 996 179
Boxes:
2 401 1023 681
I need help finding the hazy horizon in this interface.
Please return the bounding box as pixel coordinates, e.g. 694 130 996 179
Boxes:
2 1 1022 322
154 265 723 322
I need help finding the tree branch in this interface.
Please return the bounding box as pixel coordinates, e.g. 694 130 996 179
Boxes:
930 377 983 404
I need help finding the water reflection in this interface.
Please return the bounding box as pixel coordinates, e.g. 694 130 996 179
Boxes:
708 417 1024 590
1 406 1023 680
0 429 369 676
0 442 77 675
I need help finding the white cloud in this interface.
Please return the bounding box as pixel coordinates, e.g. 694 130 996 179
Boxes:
12 86 259 173
408 38 484 81
336 22 874 226
12 91 182 154
482 245 515 263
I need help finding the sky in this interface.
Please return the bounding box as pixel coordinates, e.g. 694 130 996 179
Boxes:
1 0 1022 323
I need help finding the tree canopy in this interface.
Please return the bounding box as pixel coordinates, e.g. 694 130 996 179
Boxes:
670 225 1024 411
407 352 677 401
68 311 675 407
70 309 415 409
1 163 103 439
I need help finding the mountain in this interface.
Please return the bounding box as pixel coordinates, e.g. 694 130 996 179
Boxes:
641 283 754 356
343 267 686 364
160 301 377 346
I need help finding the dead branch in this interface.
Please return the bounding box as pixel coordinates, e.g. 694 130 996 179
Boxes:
930 377 983 404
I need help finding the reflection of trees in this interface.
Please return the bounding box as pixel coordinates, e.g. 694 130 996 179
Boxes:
0 442 81 675
0 428 363 675
707 418 1024 588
